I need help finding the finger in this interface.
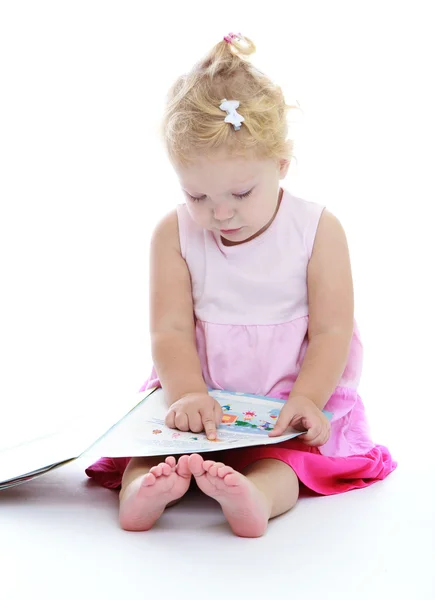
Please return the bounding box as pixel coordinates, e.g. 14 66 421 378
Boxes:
299 423 321 442
322 427 331 445
165 410 176 429
308 427 330 447
214 404 224 428
188 412 203 433
174 412 189 431
301 425 325 446
270 412 292 437
317 431 329 447
290 415 311 432
200 409 217 440
269 424 287 436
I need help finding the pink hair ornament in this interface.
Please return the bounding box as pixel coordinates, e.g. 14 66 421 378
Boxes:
223 32 242 44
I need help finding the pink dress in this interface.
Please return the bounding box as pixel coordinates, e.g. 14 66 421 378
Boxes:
85 188 397 494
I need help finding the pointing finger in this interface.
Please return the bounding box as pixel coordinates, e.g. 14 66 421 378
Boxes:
214 404 224 428
200 409 217 440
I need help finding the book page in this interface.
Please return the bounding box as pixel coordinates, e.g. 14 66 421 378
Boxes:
83 388 325 458
0 388 156 489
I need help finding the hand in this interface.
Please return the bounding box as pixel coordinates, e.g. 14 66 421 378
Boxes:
165 392 223 440
269 395 331 446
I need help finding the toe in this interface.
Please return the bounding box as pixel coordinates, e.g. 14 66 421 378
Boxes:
188 454 205 476
206 462 225 477
176 455 191 478
217 465 234 478
223 472 240 486
150 465 162 477
143 472 156 486
161 462 172 476
165 456 176 468
208 464 218 477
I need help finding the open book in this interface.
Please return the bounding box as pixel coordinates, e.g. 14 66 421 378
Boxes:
0 388 332 490
89 388 333 457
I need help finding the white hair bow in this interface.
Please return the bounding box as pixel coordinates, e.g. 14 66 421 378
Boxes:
219 99 245 131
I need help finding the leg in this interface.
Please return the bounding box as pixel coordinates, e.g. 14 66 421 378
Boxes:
188 454 299 538
119 455 191 532
242 459 299 518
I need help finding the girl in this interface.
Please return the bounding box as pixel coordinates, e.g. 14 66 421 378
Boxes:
86 32 397 537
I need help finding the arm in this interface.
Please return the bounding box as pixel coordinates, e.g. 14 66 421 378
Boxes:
149 210 208 406
289 209 354 410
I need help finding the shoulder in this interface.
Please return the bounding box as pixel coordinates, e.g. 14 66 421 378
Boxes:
312 209 349 256
308 208 352 296
283 191 324 228
286 192 324 217
152 204 204 260
150 208 180 252
283 192 327 256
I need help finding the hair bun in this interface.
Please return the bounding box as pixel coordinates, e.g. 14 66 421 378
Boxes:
224 33 256 58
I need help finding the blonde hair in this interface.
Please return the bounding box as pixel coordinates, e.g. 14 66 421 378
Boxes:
161 34 300 166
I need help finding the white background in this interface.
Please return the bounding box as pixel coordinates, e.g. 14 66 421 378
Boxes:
1 0 434 469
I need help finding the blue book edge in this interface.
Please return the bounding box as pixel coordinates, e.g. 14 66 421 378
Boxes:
207 388 334 421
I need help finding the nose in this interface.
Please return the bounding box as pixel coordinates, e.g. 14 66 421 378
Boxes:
213 202 234 222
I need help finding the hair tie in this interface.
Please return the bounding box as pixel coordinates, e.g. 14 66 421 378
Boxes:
219 99 245 131
223 32 242 44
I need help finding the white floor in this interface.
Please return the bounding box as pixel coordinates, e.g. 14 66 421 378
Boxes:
1 456 434 600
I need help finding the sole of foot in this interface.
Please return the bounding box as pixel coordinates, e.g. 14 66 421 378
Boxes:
188 453 270 538
119 455 191 531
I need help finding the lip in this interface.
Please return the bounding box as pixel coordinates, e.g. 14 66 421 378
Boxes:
220 227 243 234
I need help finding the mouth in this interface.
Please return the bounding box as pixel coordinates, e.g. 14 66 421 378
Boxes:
220 227 243 234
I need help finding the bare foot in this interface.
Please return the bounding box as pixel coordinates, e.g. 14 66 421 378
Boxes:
119 456 191 531
188 454 271 538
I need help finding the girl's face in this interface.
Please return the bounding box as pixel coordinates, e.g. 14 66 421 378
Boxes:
173 150 290 245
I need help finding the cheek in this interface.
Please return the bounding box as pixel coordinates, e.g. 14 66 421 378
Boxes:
249 200 272 225
186 202 210 227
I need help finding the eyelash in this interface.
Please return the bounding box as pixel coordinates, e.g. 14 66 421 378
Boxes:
187 190 253 202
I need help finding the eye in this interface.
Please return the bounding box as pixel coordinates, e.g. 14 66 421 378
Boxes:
235 189 253 199
186 189 253 202
186 193 206 203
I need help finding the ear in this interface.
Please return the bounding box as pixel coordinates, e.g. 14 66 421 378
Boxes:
278 158 290 179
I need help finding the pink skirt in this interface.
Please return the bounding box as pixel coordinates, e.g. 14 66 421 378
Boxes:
85 437 397 496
